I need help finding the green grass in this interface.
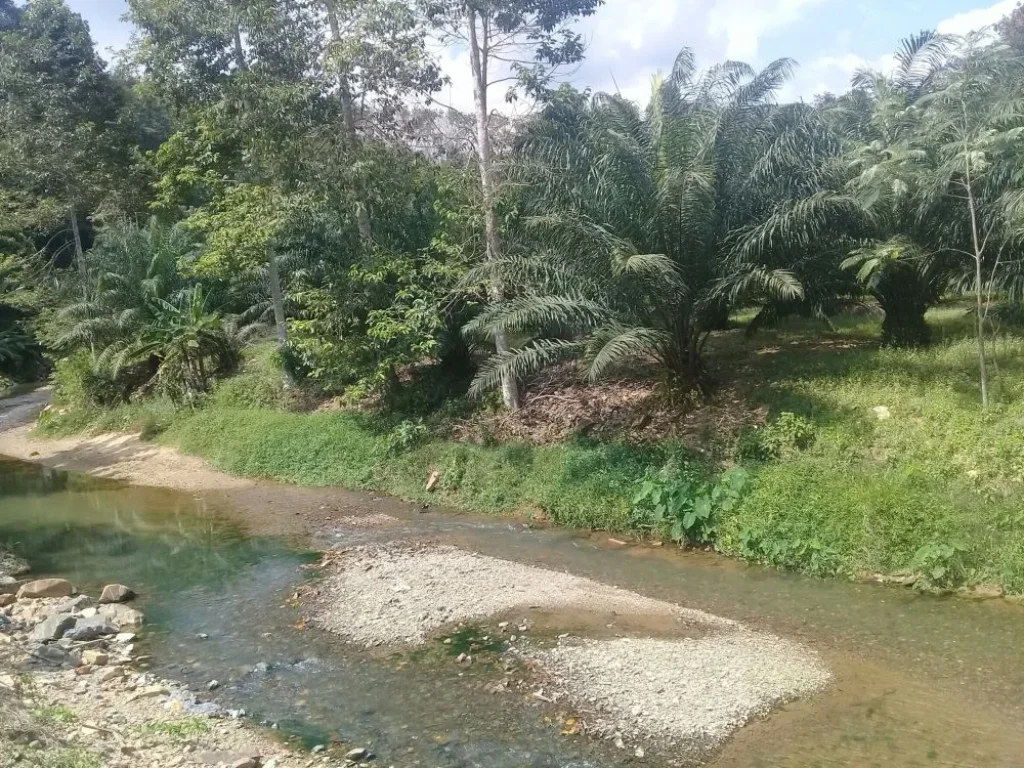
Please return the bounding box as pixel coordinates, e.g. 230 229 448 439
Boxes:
165 408 662 531
36 304 1024 593
30 706 77 725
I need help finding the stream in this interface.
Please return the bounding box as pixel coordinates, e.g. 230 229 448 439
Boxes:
1 455 1022 767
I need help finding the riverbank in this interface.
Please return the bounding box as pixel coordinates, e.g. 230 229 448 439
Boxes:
0 578 362 768
8 307 1024 596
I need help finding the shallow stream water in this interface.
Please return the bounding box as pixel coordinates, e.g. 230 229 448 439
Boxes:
1 455 1022 767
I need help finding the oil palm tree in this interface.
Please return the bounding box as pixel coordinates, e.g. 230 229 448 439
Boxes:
467 49 842 394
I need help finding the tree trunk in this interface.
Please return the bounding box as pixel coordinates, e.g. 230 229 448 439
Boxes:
267 248 288 346
69 205 85 277
467 6 520 411
879 296 931 348
963 171 990 407
232 21 249 72
324 0 373 247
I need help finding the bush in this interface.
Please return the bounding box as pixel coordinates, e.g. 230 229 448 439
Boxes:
631 463 750 546
51 353 125 408
734 412 817 462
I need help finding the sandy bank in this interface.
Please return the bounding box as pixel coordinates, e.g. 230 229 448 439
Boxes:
0 423 251 493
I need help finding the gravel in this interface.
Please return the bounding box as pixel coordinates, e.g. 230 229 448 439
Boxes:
311 543 832 755
311 543 734 645
537 632 831 755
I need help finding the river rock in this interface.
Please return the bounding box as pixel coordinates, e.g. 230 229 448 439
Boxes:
99 584 136 604
0 550 30 578
98 603 145 629
0 594 15 607
81 649 109 666
345 747 371 761
32 643 71 665
17 578 73 599
64 616 118 641
98 666 124 683
54 595 94 614
198 750 260 767
0 576 17 594
30 613 76 643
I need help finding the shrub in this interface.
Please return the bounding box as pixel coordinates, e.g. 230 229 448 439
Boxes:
734 412 817 462
632 464 750 546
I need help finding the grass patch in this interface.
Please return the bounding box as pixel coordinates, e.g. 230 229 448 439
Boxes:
30 706 77 725
31 748 101 768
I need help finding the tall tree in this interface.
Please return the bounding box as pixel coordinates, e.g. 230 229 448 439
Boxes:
424 0 603 410
321 0 442 245
0 0 133 271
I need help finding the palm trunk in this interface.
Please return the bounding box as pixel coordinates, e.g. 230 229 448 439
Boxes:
267 248 288 346
467 6 520 411
324 0 373 246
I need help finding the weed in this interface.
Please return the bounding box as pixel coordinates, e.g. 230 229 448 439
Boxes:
632 465 750 546
30 706 77 724
137 718 211 741
32 748 101 768
734 412 816 462
909 543 967 590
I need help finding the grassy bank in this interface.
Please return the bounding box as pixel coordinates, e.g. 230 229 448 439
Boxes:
35 307 1024 594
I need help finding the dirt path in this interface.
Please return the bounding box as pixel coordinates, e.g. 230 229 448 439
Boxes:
0 391 251 493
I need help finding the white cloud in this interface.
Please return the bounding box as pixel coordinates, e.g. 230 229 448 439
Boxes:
778 52 895 102
937 0 1018 35
706 0 830 60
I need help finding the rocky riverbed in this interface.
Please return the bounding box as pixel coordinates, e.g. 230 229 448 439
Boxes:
0 574 380 768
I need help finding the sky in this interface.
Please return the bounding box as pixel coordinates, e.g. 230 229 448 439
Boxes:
69 0 1021 111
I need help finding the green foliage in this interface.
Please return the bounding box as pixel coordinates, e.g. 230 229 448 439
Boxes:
383 419 432 455
469 51 839 396
734 412 816 462
51 352 125 408
208 343 290 411
632 465 749 546
909 542 967 590
30 705 77 724
48 220 249 404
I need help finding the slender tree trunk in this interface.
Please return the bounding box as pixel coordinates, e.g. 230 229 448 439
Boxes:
267 248 288 346
69 205 85 277
324 0 373 246
965 173 990 407
467 7 520 411
232 22 248 72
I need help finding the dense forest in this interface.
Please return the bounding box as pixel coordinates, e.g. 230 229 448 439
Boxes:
5 0 1024 590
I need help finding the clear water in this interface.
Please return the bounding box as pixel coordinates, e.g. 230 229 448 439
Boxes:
2 456 1023 767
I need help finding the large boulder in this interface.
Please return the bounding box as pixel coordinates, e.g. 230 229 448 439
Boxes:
98 584 136 604
63 616 118 642
30 614 76 643
17 579 73 600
